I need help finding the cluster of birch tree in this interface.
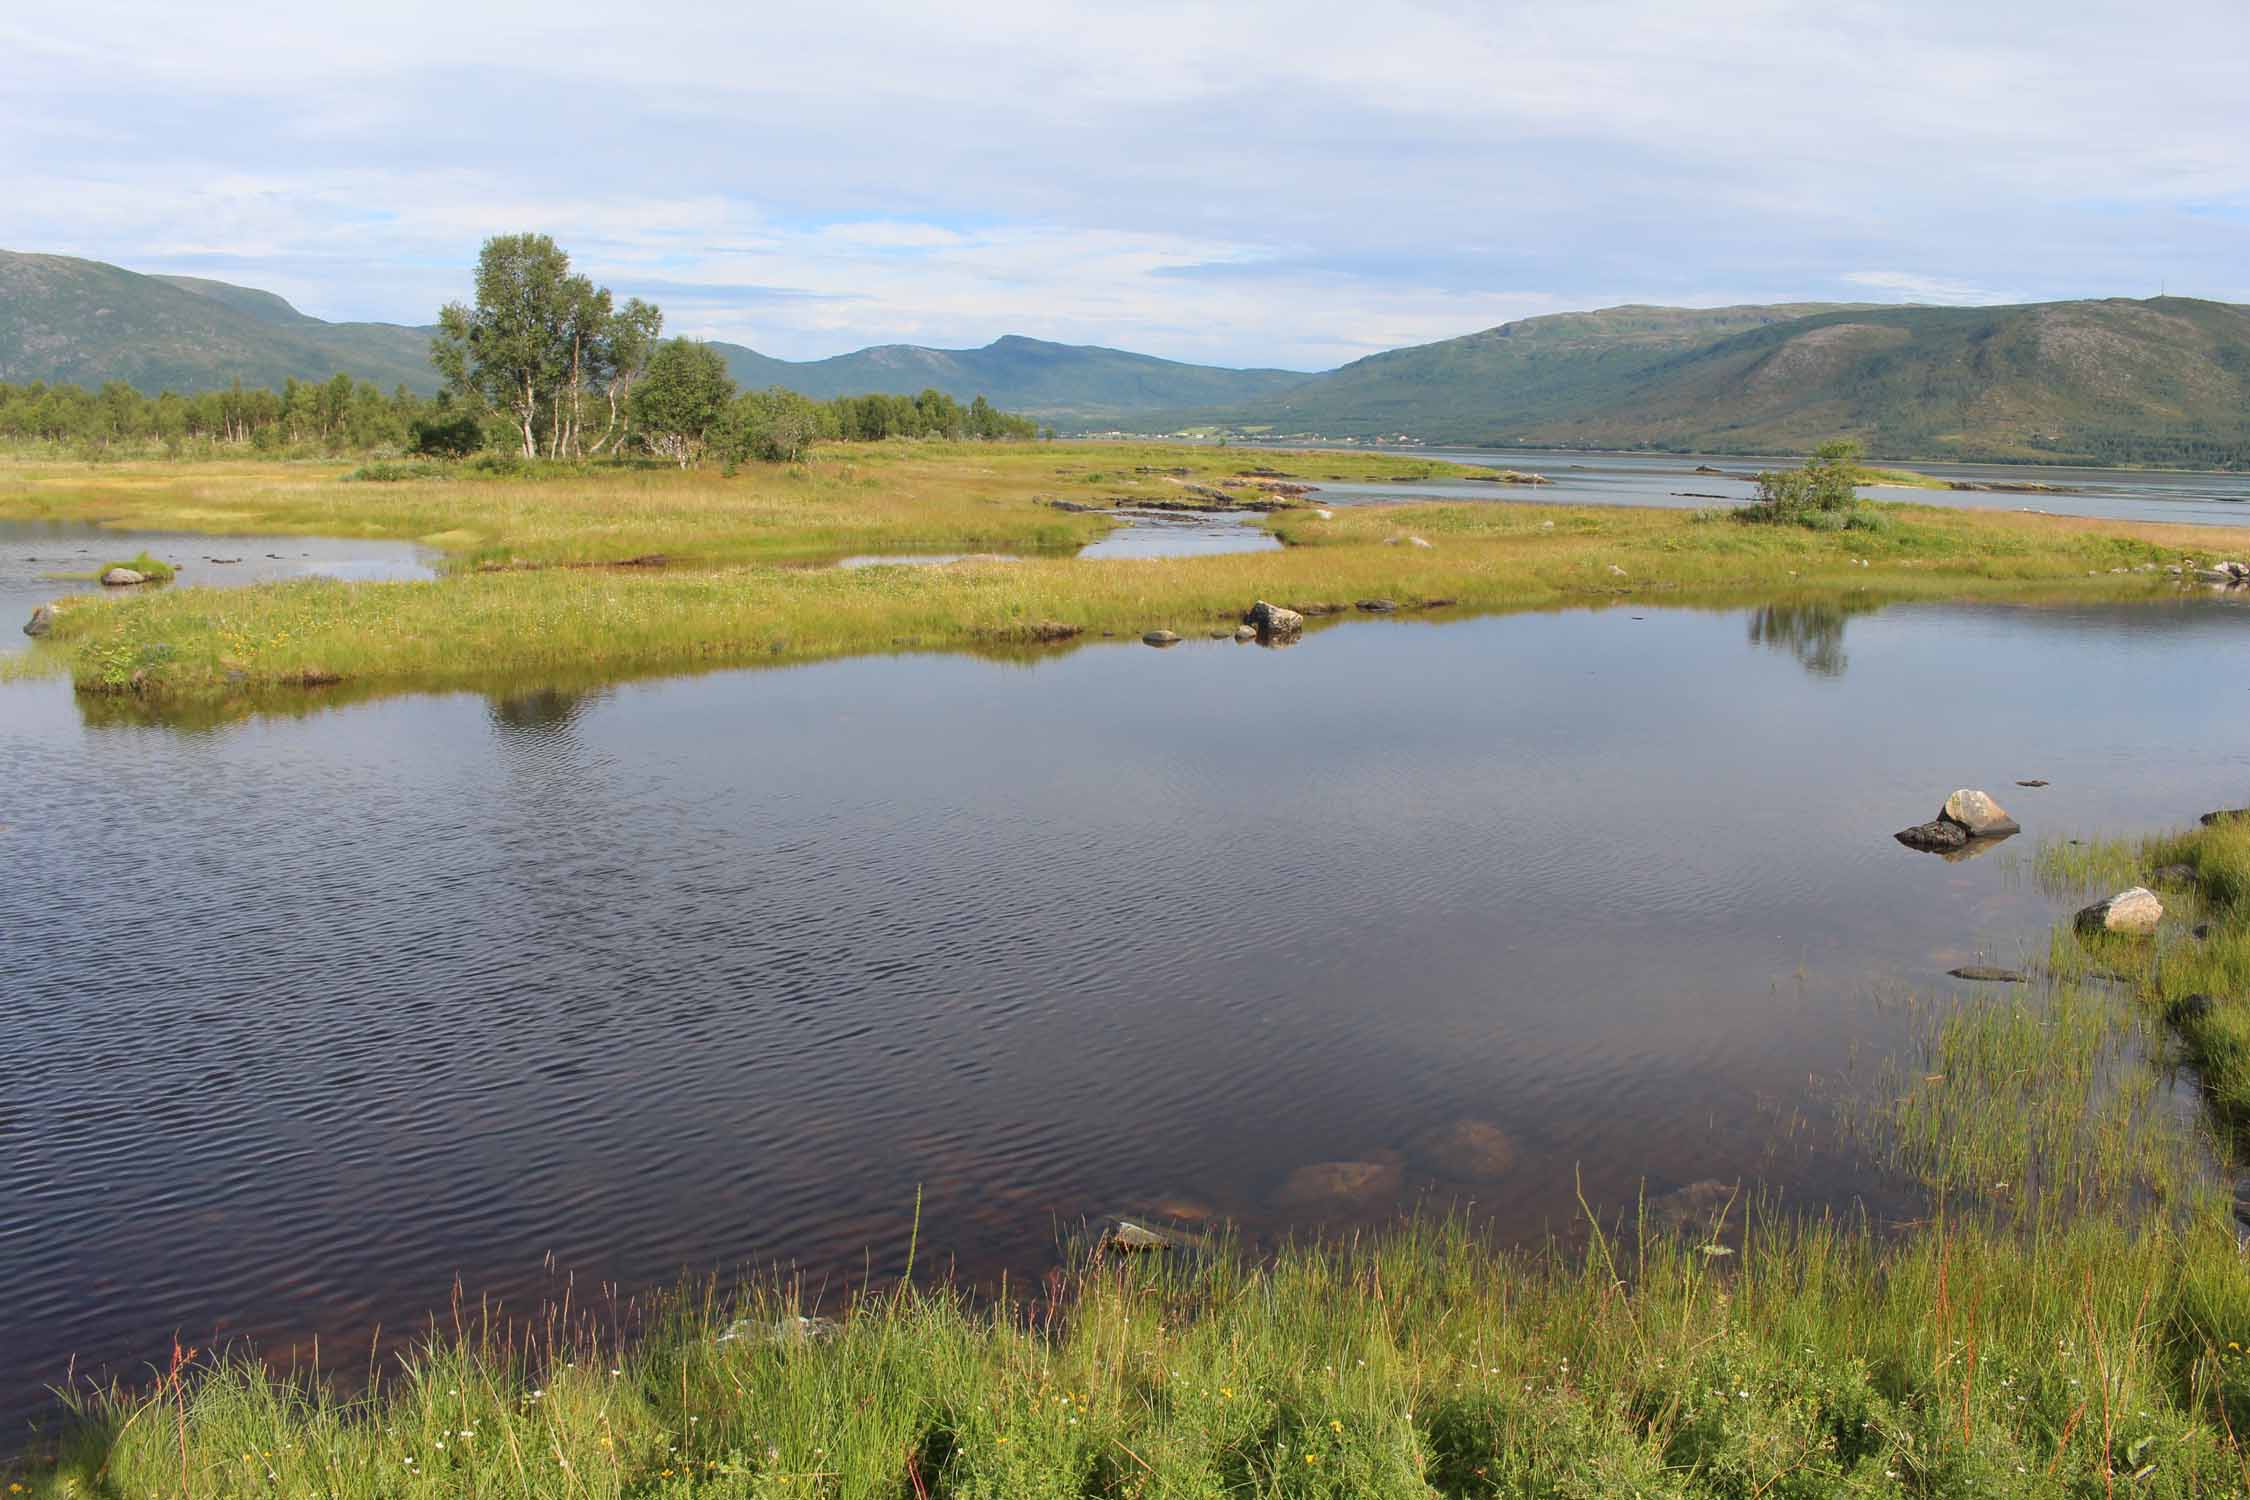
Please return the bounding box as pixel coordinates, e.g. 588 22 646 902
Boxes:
432 234 1040 466
431 234 663 460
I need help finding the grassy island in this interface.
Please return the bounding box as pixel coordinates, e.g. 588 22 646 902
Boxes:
0 441 2223 706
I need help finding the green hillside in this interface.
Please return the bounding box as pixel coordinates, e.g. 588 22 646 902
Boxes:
0 251 437 392
712 333 1309 419
9 250 2249 464
1192 298 2250 465
0 252 1307 417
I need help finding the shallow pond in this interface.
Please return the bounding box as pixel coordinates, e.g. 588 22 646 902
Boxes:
5 592 2248 1426
1 519 436 651
1305 448 2250 528
1075 509 1280 558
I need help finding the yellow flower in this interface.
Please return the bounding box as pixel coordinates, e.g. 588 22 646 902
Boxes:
1221 1387 1234 1399
1305 1453 1320 1465
1330 1419 1343 1434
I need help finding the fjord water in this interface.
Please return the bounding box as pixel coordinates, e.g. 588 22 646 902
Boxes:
1311 449 2250 527
5 594 2249 1427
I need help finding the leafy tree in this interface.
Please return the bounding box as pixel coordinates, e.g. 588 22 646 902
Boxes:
630 339 737 466
720 386 821 465
432 234 606 459
409 409 486 458
587 299 663 455
1739 440 1876 529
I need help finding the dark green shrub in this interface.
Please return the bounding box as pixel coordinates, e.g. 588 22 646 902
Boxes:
408 410 486 458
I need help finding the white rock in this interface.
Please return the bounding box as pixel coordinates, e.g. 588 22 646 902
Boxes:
2076 887 2163 937
1940 789 2020 837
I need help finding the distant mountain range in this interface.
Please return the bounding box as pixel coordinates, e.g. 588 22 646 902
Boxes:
1199 298 2250 465
5 249 2247 465
0 251 436 392
707 335 1304 419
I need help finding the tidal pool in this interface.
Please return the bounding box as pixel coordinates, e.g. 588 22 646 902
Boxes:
4 591 2247 1426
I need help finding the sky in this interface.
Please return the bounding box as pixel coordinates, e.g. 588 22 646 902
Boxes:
3 0 2245 370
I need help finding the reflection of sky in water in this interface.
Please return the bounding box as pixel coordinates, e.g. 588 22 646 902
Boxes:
5 593 2249 1423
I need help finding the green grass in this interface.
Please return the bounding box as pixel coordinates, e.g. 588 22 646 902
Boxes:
106 549 176 582
0 443 2216 705
21 1210 2250 1498
1853 467 1948 491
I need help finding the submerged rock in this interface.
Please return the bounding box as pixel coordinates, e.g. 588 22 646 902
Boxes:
1415 1119 1518 1181
1028 619 1081 643
100 567 147 587
1356 598 1399 613
1642 1179 1742 1237
23 604 54 637
1941 789 2020 837
2076 886 2163 937
2015 778 2049 788
1142 630 1182 647
1233 624 1257 642
1096 1215 1215 1255
1273 1158 1402 1208
2200 808 2250 828
1895 820 1969 853
1244 600 1304 639
1948 965 2028 983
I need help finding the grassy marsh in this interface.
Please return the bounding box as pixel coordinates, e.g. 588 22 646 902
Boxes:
0 443 2223 703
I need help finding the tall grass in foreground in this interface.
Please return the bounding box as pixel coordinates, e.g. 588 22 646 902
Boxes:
20 1211 2250 1498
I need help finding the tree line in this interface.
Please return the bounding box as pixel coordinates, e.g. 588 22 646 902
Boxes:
0 232 1045 462
0 374 434 453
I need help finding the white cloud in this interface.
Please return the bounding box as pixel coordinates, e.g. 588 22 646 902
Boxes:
2 0 2244 365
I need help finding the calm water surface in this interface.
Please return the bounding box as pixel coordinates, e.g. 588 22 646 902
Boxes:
1301 448 2250 527
5 593 2248 1428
